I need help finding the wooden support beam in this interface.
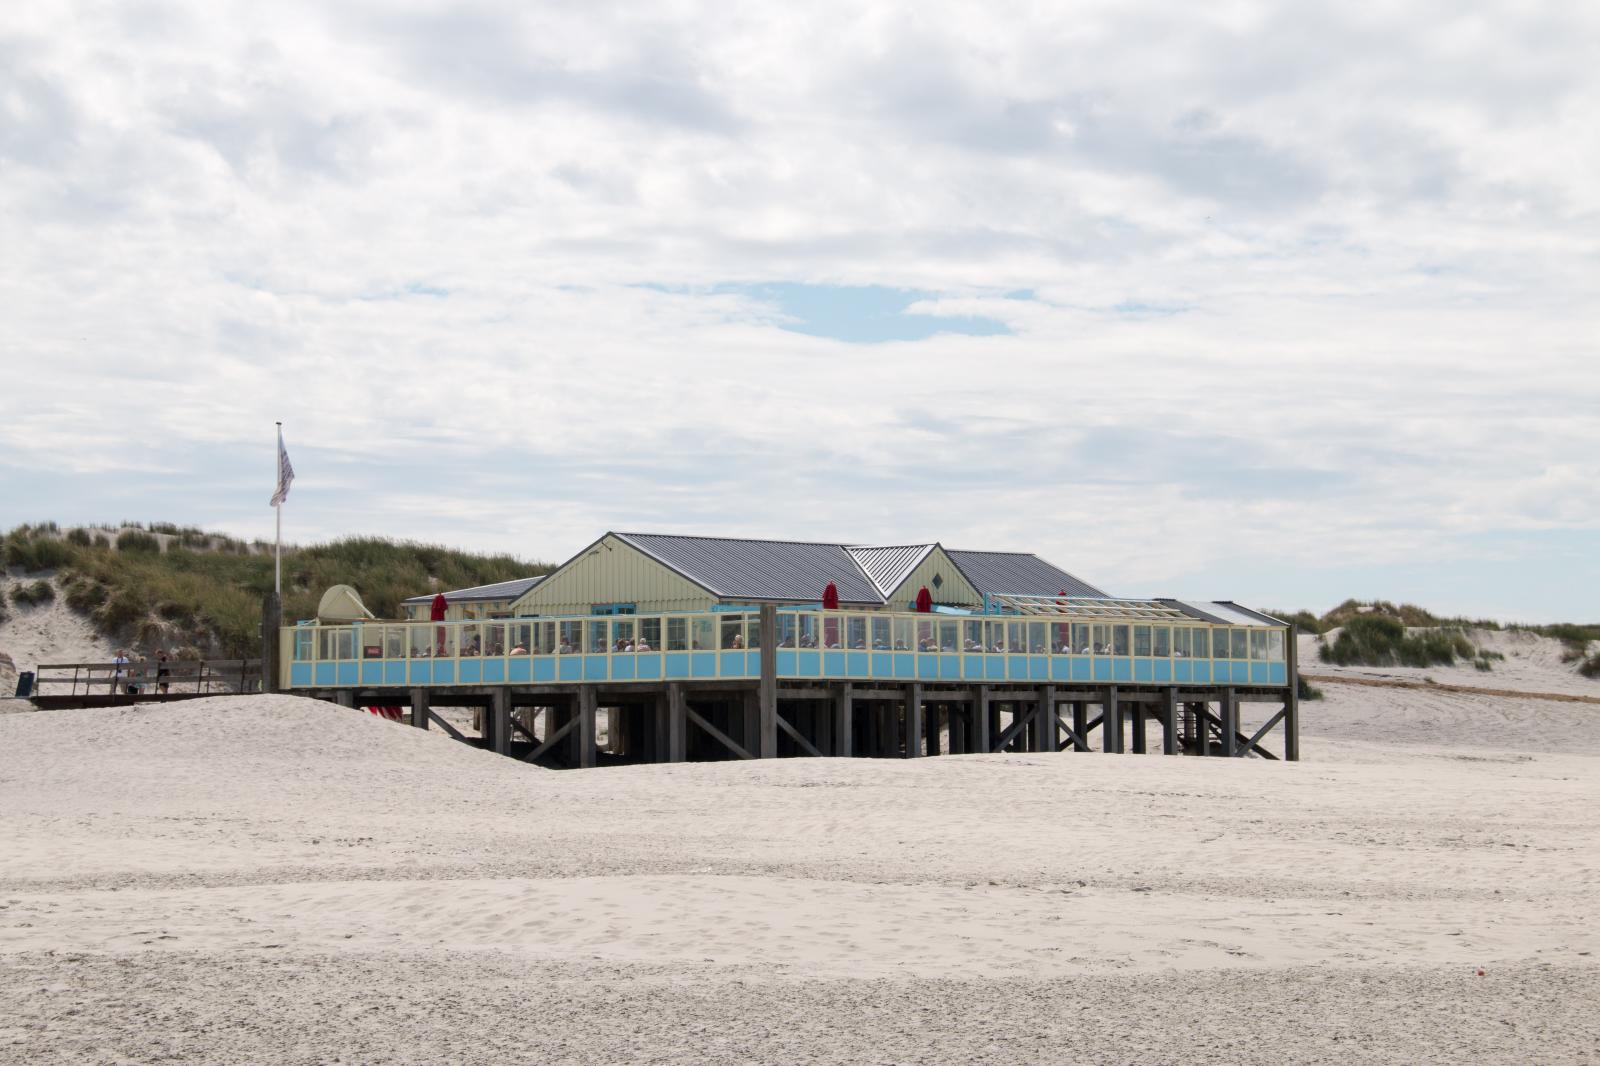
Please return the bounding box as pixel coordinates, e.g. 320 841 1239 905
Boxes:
1240 708 1289 759
992 703 1038 752
776 713 824 757
522 714 578 763
667 683 687 763
1131 702 1148 754
1103 686 1121 753
1221 687 1239 758
1161 687 1178 756
1072 701 1090 752
1038 686 1058 754
949 702 967 754
927 702 941 757
685 705 753 760
508 710 538 744
577 686 597 769
334 690 355 709
1285 624 1301 762
489 688 511 756
903 684 923 758
833 684 853 757
758 605 778 758
975 688 992 754
409 688 429 730
427 709 467 742
1055 716 1087 753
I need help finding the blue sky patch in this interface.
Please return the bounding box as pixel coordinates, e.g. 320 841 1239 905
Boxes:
649 282 1017 343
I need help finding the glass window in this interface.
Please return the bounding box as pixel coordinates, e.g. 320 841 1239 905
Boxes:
638 617 661 652
1133 625 1152 657
1007 622 1025 654
435 627 456 658
1092 624 1110 654
484 624 505 656
587 620 607 653
872 617 892 649
892 617 913 650
338 629 355 660
848 616 867 650
1027 622 1047 654
384 626 406 659
1173 627 1190 657
318 629 337 661
294 630 314 661
410 625 433 658
1251 630 1268 661
721 617 745 650
777 614 797 648
612 619 635 652
1113 625 1130 656
917 619 934 651
1233 629 1249 660
986 620 1004 652
745 615 761 650
667 618 688 652
822 615 842 649
1269 630 1285 661
1192 627 1210 659
939 621 958 652
1213 629 1230 659
692 616 715 651
1071 623 1090 654
963 620 985 652
796 614 818 649
509 623 531 655
1052 623 1070 653
459 624 481 656
560 620 584 654
1153 626 1170 657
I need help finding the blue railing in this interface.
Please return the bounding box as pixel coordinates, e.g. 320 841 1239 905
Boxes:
281 608 1290 690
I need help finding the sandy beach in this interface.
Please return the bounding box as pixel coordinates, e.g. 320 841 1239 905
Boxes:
2 643 1598 1063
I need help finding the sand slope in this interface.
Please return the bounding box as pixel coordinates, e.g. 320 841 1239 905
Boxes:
2 687 1598 1063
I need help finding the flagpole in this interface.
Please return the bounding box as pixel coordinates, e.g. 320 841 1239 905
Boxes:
274 421 283 596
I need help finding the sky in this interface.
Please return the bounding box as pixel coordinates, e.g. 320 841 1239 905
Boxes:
1 1 1597 622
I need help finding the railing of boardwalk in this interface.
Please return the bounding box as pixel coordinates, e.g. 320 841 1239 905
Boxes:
279 603 1291 691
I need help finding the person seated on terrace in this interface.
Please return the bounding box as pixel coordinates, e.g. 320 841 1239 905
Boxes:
799 635 817 648
727 634 745 650
991 642 1005 653
893 640 908 650
636 639 652 652
850 639 867 650
510 643 527 655
559 640 575 654
779 636 796 648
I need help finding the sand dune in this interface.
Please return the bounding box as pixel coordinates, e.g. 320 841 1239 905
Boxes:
1 670 1598 1064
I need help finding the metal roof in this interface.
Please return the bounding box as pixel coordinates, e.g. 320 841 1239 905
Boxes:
615 533 886 604
401 576 545 605
1162 600 1281 627
846 544 936 597
944 550 1107 599
988 594 1188 619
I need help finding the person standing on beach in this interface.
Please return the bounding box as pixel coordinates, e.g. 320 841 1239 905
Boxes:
156 650 170 693
111 649 128 694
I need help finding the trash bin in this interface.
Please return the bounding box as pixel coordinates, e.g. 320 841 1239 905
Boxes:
15 671 34 699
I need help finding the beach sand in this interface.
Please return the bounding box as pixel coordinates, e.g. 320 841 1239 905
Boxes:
1 654 1597 1062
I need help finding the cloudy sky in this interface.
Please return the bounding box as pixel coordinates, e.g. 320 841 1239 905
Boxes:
2 1 1597 620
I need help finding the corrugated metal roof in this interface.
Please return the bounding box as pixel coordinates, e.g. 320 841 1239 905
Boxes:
402 576 545 605
846 544 935 597
944 550 1107 599
615 533 886 604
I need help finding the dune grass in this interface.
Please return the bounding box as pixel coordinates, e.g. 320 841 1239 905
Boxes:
3 523 549 658
1318 616 1479 668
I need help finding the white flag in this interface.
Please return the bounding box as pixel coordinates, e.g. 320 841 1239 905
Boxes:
270 429 295 507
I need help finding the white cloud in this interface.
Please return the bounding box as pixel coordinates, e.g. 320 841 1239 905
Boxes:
1 0 1597 618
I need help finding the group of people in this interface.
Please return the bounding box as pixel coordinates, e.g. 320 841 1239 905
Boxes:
108 649 172 695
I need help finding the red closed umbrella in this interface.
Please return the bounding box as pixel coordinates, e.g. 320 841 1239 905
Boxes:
431 593 448 655
915 586 932 613
822 581 839 610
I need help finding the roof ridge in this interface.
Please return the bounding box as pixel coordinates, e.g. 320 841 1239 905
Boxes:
617 531 852 549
